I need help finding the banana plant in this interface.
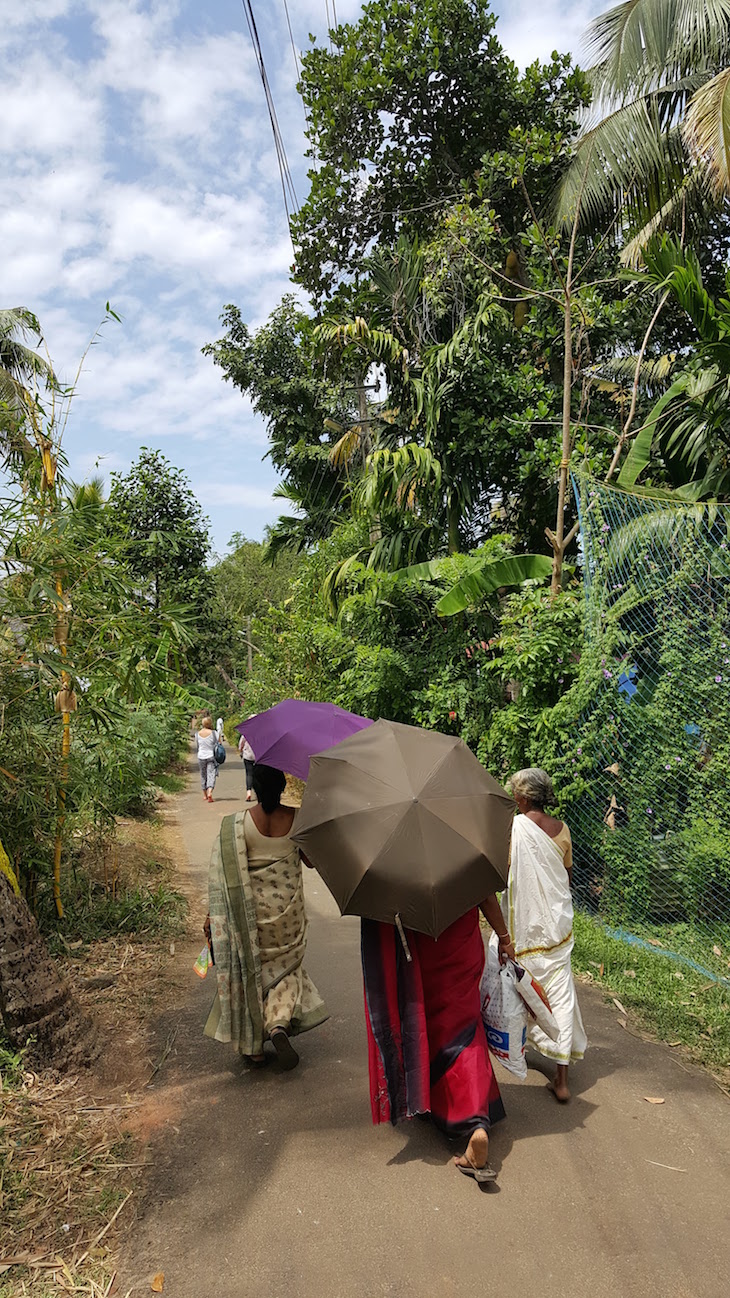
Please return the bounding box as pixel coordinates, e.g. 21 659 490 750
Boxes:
393 552 553 616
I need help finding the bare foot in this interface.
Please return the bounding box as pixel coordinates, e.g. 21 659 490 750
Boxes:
454 1126 488 1170
549 1079 571 1103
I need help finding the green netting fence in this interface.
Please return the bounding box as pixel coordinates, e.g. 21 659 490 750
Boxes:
565 473 730 980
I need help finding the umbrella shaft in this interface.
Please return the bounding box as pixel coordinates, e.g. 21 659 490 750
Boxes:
394 913 412 963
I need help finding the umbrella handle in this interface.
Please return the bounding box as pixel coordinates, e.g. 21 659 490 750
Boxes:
394 913 412 963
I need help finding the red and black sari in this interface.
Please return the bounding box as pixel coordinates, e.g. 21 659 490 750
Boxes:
362 908 505 1139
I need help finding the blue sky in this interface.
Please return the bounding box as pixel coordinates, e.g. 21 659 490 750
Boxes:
3 0 601 556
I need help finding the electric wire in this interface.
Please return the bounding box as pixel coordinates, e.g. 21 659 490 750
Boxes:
282 0 317 168
240 0 299 235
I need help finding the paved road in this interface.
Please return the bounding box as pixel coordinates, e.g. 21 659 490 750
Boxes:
121 746 730 1298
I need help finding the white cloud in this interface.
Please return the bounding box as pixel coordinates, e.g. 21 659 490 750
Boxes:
196 481 279 511
496 1 603 68
2 0 603 552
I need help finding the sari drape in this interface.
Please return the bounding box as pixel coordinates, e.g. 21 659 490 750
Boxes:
362 909 505 1139
205 811 328 1055
504 815 587 1064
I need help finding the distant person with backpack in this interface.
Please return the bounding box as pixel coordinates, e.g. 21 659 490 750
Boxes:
196 714 218 803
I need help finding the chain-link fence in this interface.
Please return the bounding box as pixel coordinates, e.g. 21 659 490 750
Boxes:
565 474 730 980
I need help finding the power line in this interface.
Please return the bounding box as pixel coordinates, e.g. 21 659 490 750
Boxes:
324 0 336 54
282 0 317 168
240 0 299 236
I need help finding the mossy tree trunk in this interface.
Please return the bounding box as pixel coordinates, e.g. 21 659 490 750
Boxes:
0 873 97 1069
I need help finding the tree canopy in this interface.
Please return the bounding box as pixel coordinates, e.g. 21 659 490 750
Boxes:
292 0 589 302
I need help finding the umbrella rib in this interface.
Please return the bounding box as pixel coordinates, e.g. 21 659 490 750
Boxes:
293 800 408 838
309 754 411 800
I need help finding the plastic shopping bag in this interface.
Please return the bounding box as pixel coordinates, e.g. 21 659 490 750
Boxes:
480 938 528 1079
193 946 212 979
511 961 560 1042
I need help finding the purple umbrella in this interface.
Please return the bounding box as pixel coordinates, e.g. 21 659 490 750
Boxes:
236 700 373 780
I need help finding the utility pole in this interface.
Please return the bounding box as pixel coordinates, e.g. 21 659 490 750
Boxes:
348 373 381 544
246 615 253 674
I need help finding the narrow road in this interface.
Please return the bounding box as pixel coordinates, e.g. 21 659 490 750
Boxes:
121 745 730 1298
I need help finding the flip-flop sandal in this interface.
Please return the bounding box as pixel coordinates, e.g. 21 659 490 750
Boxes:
270 1028 299 1071
456 1161 498 1184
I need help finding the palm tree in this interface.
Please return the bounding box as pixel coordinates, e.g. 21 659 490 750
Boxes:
0 307 57 471
618 234 730 494
558 0 730 260
0 870 98 1068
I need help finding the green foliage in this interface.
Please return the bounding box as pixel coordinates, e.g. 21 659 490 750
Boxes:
41 877 186 945
106 449 216 678
474 583 585 778
543 477 730 933
203 300 357 553
0 323 196 914
78 705 186 823
293 0 589 302
619 235 730 496
434 554 553 615
0 1038 27 1086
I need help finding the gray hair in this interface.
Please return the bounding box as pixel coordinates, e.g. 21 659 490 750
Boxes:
510 767 555 810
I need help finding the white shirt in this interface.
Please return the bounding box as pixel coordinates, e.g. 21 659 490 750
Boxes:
216 717 224 740
196 730 216 760
238 735 255 761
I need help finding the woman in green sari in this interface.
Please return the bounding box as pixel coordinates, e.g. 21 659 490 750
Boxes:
204 765 328 1070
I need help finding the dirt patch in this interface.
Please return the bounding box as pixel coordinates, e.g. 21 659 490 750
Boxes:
1 798 197 1296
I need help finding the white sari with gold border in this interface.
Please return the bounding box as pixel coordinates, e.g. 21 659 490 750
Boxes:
503 814 587 1064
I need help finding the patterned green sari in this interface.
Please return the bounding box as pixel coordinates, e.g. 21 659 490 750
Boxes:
205 811 328 1056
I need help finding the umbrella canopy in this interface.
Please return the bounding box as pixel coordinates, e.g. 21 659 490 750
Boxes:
291 719 515 938
235 699 373 781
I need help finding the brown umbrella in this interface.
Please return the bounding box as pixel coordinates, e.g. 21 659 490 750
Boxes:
291 719 515 938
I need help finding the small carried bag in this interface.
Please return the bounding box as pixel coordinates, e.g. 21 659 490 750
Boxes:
214 741 226 765
511 960 560 1041
481 940 528 1080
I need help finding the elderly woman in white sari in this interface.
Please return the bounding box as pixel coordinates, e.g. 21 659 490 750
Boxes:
503 767 587 1102
204 764 328 1070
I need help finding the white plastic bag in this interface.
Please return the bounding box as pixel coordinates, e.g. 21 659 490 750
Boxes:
480 938 528 1079
511 961 560 1042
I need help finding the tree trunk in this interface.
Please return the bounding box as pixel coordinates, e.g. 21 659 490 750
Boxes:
0 873 98 1069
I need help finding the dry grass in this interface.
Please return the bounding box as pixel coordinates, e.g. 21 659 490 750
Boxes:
0 1067 139 1296
1 807 190 1296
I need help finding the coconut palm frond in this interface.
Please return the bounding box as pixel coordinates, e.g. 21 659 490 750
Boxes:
683 66 730 197
587 353 677 394
617 173 713 266
357 444 442 518
587 0 730 98
640 235 720 341
329 426 364 469
315 316 411 373
556 94 689 230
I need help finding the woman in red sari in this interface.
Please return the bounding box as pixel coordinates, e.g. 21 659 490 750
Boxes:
362 894 514 1183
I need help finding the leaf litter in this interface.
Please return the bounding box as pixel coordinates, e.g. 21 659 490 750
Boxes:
0 1067 139 1295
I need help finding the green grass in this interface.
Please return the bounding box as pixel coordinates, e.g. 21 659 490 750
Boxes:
43 877 186 949
154 770 187 794
573 912 730 1078
0 1038 27 1087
